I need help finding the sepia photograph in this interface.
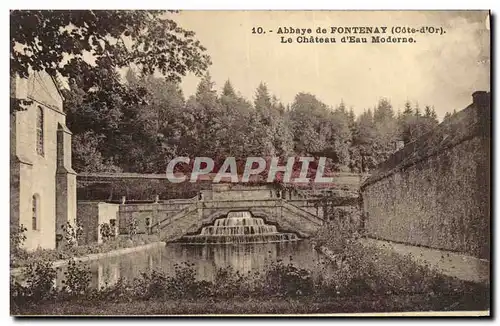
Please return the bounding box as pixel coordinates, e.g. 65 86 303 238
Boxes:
9 9 491 316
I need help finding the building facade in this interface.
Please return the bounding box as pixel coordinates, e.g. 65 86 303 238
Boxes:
10 70 77 251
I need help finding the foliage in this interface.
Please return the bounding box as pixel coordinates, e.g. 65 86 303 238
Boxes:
10 208 489 312
61 222 83 248
11 260 56 304
99 223 116 242
11 248 487 312
261 260 314 297
310 212 476 297
127 217 139 239
71 131 122 173
398 101 439 145
313 217 363 256
67 67 444 177
212 266 250 298
10 208 485 305
10 10 210 82
289 92 331 155
10 9 212 174
10 223 28 266
61 259 92 296
11 13 453 177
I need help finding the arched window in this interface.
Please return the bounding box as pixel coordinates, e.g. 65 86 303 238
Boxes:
32 194 40 230
36 106 44 156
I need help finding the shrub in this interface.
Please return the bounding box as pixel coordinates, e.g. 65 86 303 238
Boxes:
10 251 487 312
261 260 314 297
213 266 249 298
11 260 57 304
165 262 199 299
131 269 168 300
61 260 92 296
313 217 468 298
313 214 363 255
10 223 28 266
127 217 139 239
61 222 83 248
99 223 115 242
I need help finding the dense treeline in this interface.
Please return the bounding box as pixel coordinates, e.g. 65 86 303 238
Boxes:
65 69 444 174
10 11 445 175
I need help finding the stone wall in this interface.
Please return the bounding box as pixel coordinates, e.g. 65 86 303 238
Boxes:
157 204 201 242
77 202 120 244
77 202 98 245
287 199 324 218
201 184 277 201
361 92 490 259
118 199 195 234
179 200 324 240
116 185 360 241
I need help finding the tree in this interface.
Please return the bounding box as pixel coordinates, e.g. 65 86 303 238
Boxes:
271 110 294 157
352 109 377 172
254 83 283 156
372 98 398 164
424 105 433 118
347 107 356 133
414 103 421 117
123 72 186 172
373 98 394 124
288 94 352 171
397 101 439 146
182 72 224 158
289 92 330 155
10 10 211 111
402 100 413 116
398 101 415 144
218 80 256 159
270 95 294 157
254 83 273 122
71 131 122 173
196 71 218 103
431 107 438 121
222 79 236 97
66 68 189 173
337 100 347 113
328 102 352 169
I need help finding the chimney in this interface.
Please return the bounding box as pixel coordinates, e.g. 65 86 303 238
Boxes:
472 91 490 109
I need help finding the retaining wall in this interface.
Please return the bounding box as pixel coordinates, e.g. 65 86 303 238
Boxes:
361 92 490 259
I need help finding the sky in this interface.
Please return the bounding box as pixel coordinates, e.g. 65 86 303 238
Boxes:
171 11 490 121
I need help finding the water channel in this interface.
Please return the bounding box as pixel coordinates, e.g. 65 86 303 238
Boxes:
63 240 332 290
53 211 334 289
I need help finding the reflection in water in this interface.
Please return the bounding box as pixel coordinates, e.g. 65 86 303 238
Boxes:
93 262 120 289
56 240 332 288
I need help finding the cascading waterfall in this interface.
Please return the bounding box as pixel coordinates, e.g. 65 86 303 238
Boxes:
178 211 299 244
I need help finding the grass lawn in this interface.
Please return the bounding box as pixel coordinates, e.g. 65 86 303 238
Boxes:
12 291 489 316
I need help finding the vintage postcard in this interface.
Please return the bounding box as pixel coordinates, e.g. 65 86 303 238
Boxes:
10 10 490 316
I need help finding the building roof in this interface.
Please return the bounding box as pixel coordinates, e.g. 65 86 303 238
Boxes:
49 74 67 101
361 91 490 189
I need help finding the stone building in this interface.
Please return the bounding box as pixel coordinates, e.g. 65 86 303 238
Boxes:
10 70 77 251
361 91 490 259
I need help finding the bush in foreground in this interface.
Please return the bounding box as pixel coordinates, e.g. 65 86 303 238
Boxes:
11 245 488 313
